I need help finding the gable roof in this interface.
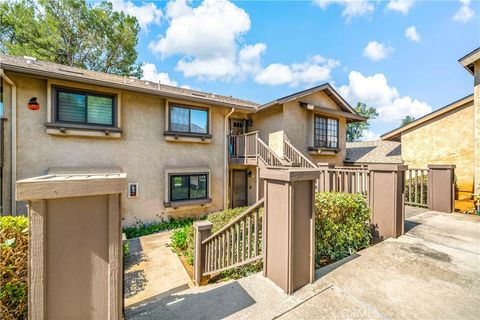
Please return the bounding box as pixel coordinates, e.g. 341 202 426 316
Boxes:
381 94 474 141
346 141 402 164
0 54 258 110
459 47 480 75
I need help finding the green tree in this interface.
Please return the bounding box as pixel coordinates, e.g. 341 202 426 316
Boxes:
401 115 415 126
346 102 379 142
0 0 142 77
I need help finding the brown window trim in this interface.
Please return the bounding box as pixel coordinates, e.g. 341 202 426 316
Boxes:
312 114 339 149
45 122 122 134
163 198 212 208
51 86 118 127
163 131 212 139
168 103 209 134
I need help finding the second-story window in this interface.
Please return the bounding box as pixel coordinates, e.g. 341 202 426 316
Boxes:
55 88 115 126
314 115 338 149
169 105 208 134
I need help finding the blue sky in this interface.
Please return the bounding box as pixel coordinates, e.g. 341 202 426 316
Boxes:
111 0 479 139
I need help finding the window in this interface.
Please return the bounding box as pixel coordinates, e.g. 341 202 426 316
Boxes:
55 88 115 126
314 116 338 148
170 173 208 202
169 105 208 134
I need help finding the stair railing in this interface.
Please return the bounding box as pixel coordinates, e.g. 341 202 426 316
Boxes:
201 198 264 276
283 139 317 168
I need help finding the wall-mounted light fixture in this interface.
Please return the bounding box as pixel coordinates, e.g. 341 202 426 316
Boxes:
27 97 40 110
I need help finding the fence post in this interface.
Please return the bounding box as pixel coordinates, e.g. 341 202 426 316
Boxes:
260 168 319 294
193 220 213 285
428 165 456 213
317 163 335 192
368 164 407 241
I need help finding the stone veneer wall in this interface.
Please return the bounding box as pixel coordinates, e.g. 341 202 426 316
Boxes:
401 103 475 196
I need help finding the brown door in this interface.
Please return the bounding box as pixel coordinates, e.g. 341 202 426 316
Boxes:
232 170 248 208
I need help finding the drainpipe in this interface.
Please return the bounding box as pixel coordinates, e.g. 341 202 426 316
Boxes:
0 69 17 216
224 108 235 209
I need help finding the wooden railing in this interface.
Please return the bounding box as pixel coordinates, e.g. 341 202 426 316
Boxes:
229 132 258 159
317 167 370 197
201 199 264 276
405 168 428 208
256 138 284 167
283 139 317 168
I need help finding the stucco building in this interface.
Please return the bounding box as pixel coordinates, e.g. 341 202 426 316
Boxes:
0 54 364 225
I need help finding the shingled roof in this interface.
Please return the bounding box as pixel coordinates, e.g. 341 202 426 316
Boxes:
345 141 403 165
0 54 258 110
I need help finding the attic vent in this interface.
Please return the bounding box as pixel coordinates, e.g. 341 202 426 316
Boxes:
23 56 37 64
191 92 206 97
58 68 84 75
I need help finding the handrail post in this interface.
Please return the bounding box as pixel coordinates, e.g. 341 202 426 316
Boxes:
428 165 456 213
193 221 213 285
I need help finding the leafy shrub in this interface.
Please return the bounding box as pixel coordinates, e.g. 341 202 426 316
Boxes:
0 216 28 320
123 241 130 257
123 217 194 239
315 192 371 262
170 224 195 265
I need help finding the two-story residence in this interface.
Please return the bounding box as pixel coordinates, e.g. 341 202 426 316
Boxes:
0 54 365 225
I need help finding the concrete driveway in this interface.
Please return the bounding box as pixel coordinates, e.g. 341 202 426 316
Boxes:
126 210 480 319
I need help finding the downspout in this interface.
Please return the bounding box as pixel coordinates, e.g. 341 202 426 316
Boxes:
224 108 235 209
0 69 17 216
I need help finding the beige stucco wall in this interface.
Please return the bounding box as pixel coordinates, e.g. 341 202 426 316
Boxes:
401 103 475 194
250 104 283 154
474 60 480 195
2 72 230 225
282 91 347 166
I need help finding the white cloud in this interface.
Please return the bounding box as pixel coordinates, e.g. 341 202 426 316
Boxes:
363 41 394 61
386 0 414 15
339 71 432 123
141 63 178 86
453 0 475 22
313 0 374 20
405 26 421 42
360 130 380 141
149 0 257 80
111 1 163 29
254 55 340 87
238 43 267 76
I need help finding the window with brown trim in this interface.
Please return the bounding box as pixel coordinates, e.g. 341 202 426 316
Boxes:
169 104 208 134
314 115 338 148
170 173 208 202
53 87 116 127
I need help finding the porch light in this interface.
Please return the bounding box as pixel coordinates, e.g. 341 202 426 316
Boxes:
27 97 40 110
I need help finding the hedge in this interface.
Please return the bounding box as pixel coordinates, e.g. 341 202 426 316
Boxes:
0 216 28 320
315 192 371 262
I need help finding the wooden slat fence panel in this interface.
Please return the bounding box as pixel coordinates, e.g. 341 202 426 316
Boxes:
283 139 317 168
316 167 370 198
405 168 428 207
202 199 264 276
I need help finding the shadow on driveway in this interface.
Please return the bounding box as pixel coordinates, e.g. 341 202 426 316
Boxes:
125 281 255 320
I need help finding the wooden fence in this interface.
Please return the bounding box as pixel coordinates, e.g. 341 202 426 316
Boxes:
201 199 264 276
405 168 429 208
283 139 316 168
317 167 370 198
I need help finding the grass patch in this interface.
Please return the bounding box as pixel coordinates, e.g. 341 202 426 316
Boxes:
123 217 195 239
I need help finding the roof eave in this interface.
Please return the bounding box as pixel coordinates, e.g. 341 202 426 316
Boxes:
1 63 257 111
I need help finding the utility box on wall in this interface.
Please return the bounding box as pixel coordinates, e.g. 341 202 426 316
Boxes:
16 173 127 320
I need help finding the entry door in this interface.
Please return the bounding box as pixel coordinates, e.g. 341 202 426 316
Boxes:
232 170 248 208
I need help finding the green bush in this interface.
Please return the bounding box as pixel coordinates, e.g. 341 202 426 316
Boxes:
0 216 28 320
315 192 371 263
123 217 194 239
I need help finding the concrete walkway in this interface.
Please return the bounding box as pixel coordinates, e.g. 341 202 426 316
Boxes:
124 231 193 308
125 211 480 319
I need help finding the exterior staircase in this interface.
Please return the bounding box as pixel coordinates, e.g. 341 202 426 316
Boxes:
229 132 317 169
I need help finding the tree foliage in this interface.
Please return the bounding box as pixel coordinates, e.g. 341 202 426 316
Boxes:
0 0 142 77
401 115 415 126
346 102 379 142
